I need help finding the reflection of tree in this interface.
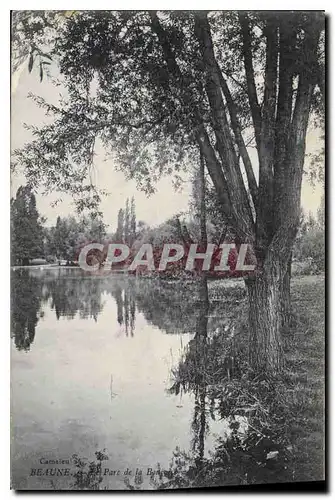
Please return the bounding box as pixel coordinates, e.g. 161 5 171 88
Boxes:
124 290 129 335
190 277 209 465
11 270 143 348
110 283 136 336
132 278 246 336
133 280 199 334
130 294 135 336
152 277 293 489
48 276 104 321
11 269 105 350
124 287 136 337
11 269 44 351
112 285 124 326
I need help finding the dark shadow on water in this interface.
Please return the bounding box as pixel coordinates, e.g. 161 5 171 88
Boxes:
11 268 242 350
11 269 46 351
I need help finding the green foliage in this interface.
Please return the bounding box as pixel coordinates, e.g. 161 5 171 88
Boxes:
115 208 124 243
294 205 325 273
11 186 45 265
133 217 183 248
45 214 107 262
295 229 325 274
130 196 136 245
11 11 58 74
124 198 130 244
306 137 325 188
11 185 108 265
114 198 137 244
13 11 198 210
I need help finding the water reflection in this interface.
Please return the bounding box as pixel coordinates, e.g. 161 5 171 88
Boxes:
11 268 197 490
191 277 209 468
11 268 291 489
11 268 220 350
48 277 105 321
11 269 45 351
11 269 106 350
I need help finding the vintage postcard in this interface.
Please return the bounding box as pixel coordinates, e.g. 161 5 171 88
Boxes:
10 10 325 491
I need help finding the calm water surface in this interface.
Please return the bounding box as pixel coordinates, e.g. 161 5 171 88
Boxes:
11 268 229 490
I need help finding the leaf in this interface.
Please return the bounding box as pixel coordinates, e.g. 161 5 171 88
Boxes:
28 52 34 73
266 450 279 460
39 62 43 82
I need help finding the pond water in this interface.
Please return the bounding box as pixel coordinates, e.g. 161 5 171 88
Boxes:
11 268 238 490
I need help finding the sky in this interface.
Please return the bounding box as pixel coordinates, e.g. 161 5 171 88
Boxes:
11 58 324 233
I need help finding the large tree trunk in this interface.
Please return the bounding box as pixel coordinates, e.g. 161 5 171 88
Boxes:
245 262 285 375
245 224 297 374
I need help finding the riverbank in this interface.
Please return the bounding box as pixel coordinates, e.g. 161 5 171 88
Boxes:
155 274 325 488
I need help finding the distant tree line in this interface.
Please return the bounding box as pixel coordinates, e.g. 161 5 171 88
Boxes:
11 185 107 265
11 186 45 265
44 214 107 263
11 185 324 274
293 196 325 273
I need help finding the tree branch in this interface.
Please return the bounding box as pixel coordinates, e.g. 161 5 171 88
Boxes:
273 20 296 219
148 10 183 80
239 12 262 151
271 17 323 251
196 126 252 242
194 12 255 238
149 10 253 242
216 61 258 209
256 16 279 246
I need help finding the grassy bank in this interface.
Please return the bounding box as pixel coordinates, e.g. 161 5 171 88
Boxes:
284 274 325 481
